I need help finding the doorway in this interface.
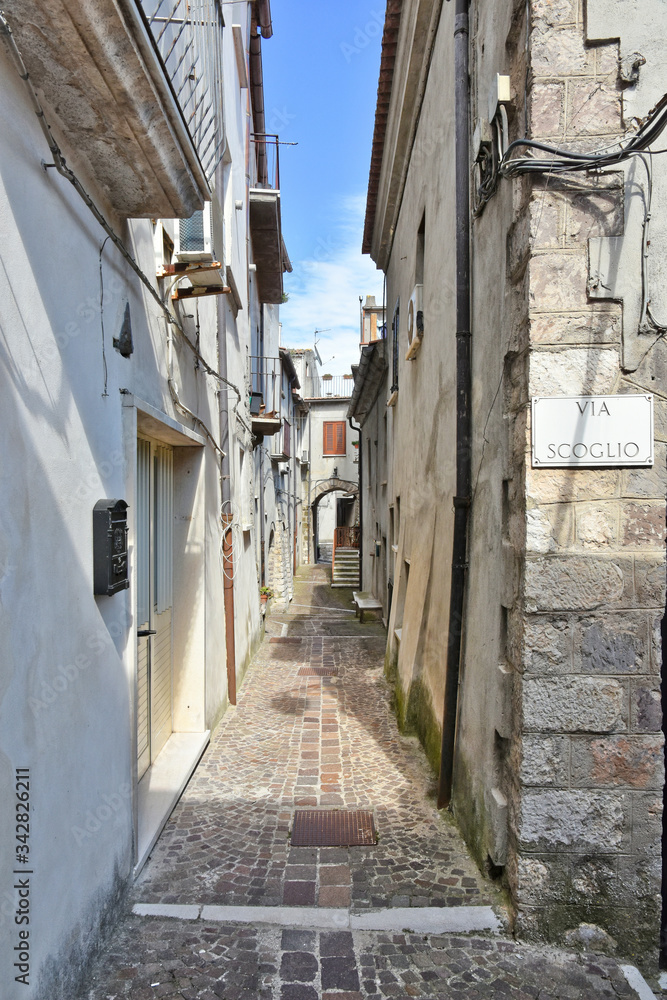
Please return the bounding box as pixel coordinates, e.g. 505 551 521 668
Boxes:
136 437 174 780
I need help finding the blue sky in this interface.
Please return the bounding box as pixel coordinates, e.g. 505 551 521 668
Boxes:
261 1 385 375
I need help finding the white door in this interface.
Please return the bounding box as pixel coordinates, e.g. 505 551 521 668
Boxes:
136 438 174 780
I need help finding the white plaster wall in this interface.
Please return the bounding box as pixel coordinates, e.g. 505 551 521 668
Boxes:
308 399 358 487
0 41 230 996
378 0 458 755
318 493 336 544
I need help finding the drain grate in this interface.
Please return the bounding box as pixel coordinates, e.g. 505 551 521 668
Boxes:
291 809 376 847
297 666 339 677
269 637 303 644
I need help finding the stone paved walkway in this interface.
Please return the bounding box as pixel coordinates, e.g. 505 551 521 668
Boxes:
76 566 660 999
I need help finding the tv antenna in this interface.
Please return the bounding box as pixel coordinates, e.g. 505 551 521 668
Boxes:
313 329 331 365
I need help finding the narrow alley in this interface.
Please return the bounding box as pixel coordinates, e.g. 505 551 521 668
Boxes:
76 568 655 999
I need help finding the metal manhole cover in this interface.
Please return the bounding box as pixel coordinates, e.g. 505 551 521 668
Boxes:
269 637 303 644
291 809 376 847
297 666 339 676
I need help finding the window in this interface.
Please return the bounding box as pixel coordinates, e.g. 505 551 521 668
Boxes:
391 299 400 393
323 421 346 456
416 212 425 285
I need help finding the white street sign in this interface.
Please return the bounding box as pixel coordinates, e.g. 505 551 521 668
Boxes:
531 394 653 467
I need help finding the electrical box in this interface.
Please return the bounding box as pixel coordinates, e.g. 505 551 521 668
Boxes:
488 73 511 123
250 391 263 415
93 499 130 596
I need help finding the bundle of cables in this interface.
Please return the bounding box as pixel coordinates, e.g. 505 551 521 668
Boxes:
499 92 667 177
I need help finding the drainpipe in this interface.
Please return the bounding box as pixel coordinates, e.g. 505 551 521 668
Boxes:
218 298 237 705
257 0 273 38
349 416 363 588
437 0 471 810
249 30 267 186
259 306 266 584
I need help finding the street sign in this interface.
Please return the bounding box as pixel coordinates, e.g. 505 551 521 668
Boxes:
531 394 654 467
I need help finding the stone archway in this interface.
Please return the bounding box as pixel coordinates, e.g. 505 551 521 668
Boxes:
308 477 359 564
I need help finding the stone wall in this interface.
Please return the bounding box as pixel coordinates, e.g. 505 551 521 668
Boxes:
268 516 293 608
507 0 666 950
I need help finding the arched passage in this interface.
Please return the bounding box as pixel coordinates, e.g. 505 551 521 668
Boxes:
308 477 358 563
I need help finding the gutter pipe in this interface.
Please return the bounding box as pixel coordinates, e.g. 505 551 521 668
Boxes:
348 416 363 587
257 0 273 38
249 31 267 186
217 296 237 705
437 0 471 809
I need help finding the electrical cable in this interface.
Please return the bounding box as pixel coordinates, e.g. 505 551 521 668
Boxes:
99 237 110 397
500 93 667 177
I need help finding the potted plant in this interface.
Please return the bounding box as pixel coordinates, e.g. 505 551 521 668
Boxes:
260 585 273 605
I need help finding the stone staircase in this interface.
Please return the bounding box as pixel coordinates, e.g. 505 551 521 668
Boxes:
331 547 360 588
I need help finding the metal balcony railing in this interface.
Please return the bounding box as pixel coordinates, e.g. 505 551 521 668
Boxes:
250 132 281 190
302 375 355 399
139 0 225 179
250 356 286 421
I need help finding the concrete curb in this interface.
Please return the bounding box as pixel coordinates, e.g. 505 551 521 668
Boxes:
132 902 501 934
620 964 659 1000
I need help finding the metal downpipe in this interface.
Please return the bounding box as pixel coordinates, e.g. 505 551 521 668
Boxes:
437 0 471 809
349 416 363 587
217 297 237 705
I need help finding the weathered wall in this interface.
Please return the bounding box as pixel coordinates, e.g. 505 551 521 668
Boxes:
0 43 230 998
366 0 665 955
357 395 390 611
452 0 528 886
507 0 665 950
377 0 458 775
0 4 298 991
306 398 359 564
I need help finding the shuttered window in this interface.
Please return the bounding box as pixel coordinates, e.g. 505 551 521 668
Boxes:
137 439 151 627
155 445 173 614
323 421 346 456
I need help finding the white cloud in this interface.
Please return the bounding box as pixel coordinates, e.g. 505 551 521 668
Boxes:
280 194 384 375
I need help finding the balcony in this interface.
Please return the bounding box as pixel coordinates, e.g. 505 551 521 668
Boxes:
302 375 355 399
138 0 226 182
270 419 291 462
5 0 211 218
249 135 292 303
250 356 286 439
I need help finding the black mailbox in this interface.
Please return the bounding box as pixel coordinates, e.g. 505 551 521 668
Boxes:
93 499 130 596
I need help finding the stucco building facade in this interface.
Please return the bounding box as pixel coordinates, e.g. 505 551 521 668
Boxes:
290 350 359 571
358 0 667 956
0 2 304 996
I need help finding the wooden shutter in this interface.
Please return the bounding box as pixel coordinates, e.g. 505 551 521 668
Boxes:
324 422 346 455
155 445 173 614
137 439 151 627
335 421 345 455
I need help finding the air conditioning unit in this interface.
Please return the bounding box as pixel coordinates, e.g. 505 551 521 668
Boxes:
405 283 424 360
175 203 215 261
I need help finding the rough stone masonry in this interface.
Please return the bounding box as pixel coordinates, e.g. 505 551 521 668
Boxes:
505 0 666 951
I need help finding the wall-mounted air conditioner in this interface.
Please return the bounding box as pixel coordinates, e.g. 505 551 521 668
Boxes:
405 283 424 360
175 203 215 260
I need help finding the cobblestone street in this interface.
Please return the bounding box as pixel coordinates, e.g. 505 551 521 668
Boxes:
77 567 661 999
